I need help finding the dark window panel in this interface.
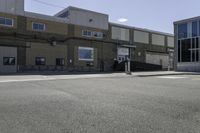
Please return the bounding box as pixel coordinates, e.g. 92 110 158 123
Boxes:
178 23 187 39
192 21 198 37
181 39 191 62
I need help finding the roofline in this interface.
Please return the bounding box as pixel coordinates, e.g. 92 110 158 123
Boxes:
25 11 69 23
54 6 109 17
174 16 200 24
109 22 174 37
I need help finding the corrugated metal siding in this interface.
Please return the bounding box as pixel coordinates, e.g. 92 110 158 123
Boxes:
167 37 174 47
134 30 149 44
152 34 165 46
111 26 130 41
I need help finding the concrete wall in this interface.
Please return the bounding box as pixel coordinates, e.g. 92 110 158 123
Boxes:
146 52 169 69
177 63 200 72
26 17 68 35
67 39 116 72
25 42 67 70
67 7 109 30
0 0 24 15
0 46 17 73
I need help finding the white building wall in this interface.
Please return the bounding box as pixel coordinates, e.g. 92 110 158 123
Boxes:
152 34 165 46
67 8 108 30
0 0 24 15
0 46 17 73
134 30 149 44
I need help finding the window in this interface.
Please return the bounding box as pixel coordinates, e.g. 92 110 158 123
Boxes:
78 47 94 61
93 32 103 38
178 40 181 62
56 58 65 66
82 30 92 37
178 23 187 39
35 57 46 65
0 17 13 27
82 30 103 39
3 57 15 65
32 22 45 31
192 21 198 37
181 39 191 62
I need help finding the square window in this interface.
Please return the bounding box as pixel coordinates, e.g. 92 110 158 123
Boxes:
32 23 45 31
35 57 46 65
5 18 13 26
78 47 94 61
56 58 65 66
0 17 5 25
3 57 15 65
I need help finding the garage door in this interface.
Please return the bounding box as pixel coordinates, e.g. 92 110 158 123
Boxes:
0 46 17 73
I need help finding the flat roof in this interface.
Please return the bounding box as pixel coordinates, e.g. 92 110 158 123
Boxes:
55 6 108 17
174 16 200 24
25 11 69 23
109 22 174 37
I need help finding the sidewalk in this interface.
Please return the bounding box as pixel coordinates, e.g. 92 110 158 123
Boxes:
0 71 199 83
131 71 199 77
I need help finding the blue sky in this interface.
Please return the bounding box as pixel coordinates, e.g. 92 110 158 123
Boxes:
25 0 200 34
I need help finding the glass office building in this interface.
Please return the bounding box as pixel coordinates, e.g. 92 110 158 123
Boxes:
174 17 200 71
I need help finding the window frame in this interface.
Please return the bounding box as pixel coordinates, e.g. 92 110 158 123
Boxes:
82 30 92 37
32 22 46 31
35 57 46 65
56 58 65 66
78 47 94 61
3 57 16 65
0 17 14 27
92 31 103 39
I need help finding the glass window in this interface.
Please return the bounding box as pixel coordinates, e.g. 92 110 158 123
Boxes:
32 23 45 31
93 32 103 38
178 23 187 39
196 38 199 62
56 58 65 66
0 17 5 25
35 57 46 65
3 57 15 65
0 17 13 26
181 39 191 62
78 47 94 61
82 30 92 37
192 21 198 37
178 40 181 62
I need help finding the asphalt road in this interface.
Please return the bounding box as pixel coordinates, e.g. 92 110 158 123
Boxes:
0 75 200 133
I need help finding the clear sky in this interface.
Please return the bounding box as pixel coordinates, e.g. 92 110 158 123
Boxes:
25 0 200 34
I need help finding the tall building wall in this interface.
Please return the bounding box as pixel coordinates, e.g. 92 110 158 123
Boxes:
0 0 24 15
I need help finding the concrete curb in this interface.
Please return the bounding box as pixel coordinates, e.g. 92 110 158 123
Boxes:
132 72 200 77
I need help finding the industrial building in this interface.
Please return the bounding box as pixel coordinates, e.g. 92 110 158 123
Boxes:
174 17 200 72
0 0 174 73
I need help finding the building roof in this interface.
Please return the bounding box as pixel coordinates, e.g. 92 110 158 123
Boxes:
54 6 108 17
109 22 174 37
174 16 200 24
25 11 69 23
